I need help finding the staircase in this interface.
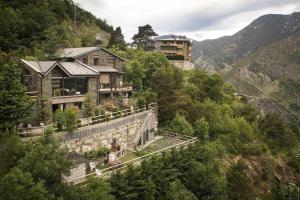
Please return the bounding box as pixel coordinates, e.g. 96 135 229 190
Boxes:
127 108 154 151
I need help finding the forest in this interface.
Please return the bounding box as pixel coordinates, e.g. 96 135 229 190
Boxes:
0 0 300 199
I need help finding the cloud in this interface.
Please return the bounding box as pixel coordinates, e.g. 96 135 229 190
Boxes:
157 0 300 32
74 0 300 41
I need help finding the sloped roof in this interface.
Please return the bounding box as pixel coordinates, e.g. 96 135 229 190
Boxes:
58 62 99 76
92 66 119 73
21 60 56 73
59 46 126 61
21 59 99 77
59 47 99 58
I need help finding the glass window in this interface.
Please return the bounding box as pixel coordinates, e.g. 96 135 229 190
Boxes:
52 79 63 97
63 78 76 96
76 78 87 95
51 77 88 97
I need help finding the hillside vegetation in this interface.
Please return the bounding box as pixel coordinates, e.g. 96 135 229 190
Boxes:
0 0 116 58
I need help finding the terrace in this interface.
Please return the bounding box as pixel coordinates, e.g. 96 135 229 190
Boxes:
65 130 197 185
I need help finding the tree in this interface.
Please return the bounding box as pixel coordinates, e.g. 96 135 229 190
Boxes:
168 114 194 136
39 97 51 125
124 60 145 90
83 93 95 118
109 27 127 50
0 54 32 132
0 168 50 200
151 66 183 123
165 180 197 200
227 160 257 200
194 117 209 140
53 109 65 131
64 108 78 133
0 129 73 199
132 24 158 51
258 113 297 150
83 178 115 200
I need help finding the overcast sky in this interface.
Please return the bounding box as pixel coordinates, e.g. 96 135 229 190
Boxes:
74 0 300 42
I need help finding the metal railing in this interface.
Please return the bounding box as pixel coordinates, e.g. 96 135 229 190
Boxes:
131 108 155 149
72 131 197 185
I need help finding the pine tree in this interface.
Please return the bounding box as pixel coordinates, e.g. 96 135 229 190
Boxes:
0 54 32 132
109 27 127 50
132 24 158 51
83 93 94 118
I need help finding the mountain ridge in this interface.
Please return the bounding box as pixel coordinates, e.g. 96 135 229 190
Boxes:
192 12 300 119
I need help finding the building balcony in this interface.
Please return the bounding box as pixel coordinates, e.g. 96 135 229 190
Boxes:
114 86 133 92
99 86 133 93
160 43 177 47
51 95 85 104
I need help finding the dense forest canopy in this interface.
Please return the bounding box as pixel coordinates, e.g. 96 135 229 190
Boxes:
0 0 124 58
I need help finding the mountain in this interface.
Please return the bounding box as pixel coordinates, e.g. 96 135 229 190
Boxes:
192 12 300 119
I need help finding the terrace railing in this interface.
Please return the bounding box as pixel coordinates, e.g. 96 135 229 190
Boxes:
72 130 197 185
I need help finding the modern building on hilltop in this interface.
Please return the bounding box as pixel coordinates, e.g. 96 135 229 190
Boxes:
155 35 194 70
21 47 132 125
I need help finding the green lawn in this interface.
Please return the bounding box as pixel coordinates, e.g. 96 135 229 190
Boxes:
120 150 138 162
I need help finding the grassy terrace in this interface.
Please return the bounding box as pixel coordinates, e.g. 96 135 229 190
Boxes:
75 132 197 185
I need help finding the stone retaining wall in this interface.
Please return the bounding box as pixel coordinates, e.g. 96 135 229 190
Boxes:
59 110 157 153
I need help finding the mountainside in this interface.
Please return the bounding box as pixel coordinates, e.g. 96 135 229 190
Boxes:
0 0 115 58
192 12 300 118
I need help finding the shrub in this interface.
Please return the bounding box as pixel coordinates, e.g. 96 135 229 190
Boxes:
64 108 78 133
83 93 95 118
53 109 65 131
39 97 52 125
168 114 194 136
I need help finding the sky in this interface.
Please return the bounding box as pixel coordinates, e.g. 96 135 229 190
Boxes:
74 0 300 42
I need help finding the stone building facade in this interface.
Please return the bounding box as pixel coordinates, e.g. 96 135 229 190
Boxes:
21 47 133 125
21 60 99 125
59 47 133 104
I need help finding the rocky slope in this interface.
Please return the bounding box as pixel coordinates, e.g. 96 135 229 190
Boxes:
192 12 300 118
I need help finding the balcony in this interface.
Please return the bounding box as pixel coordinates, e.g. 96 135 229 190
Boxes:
99 86 133 93
160 43 177 47
52 95 85 104
114 86 133 92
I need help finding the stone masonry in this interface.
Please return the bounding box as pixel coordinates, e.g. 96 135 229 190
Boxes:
60 110 157 153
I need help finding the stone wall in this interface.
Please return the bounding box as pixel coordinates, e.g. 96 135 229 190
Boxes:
60 110 157 153
171 60 195 70
81 49 124 70
87 77 98 104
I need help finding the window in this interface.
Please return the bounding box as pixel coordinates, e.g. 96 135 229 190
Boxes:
52 79 64 97
94 58 99 65
63 78 76 95
76 78 87 94
51 77 88 97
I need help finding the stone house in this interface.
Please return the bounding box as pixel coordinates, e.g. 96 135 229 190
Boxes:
21 59 99 125
21 47 133 125
59 47 133 104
